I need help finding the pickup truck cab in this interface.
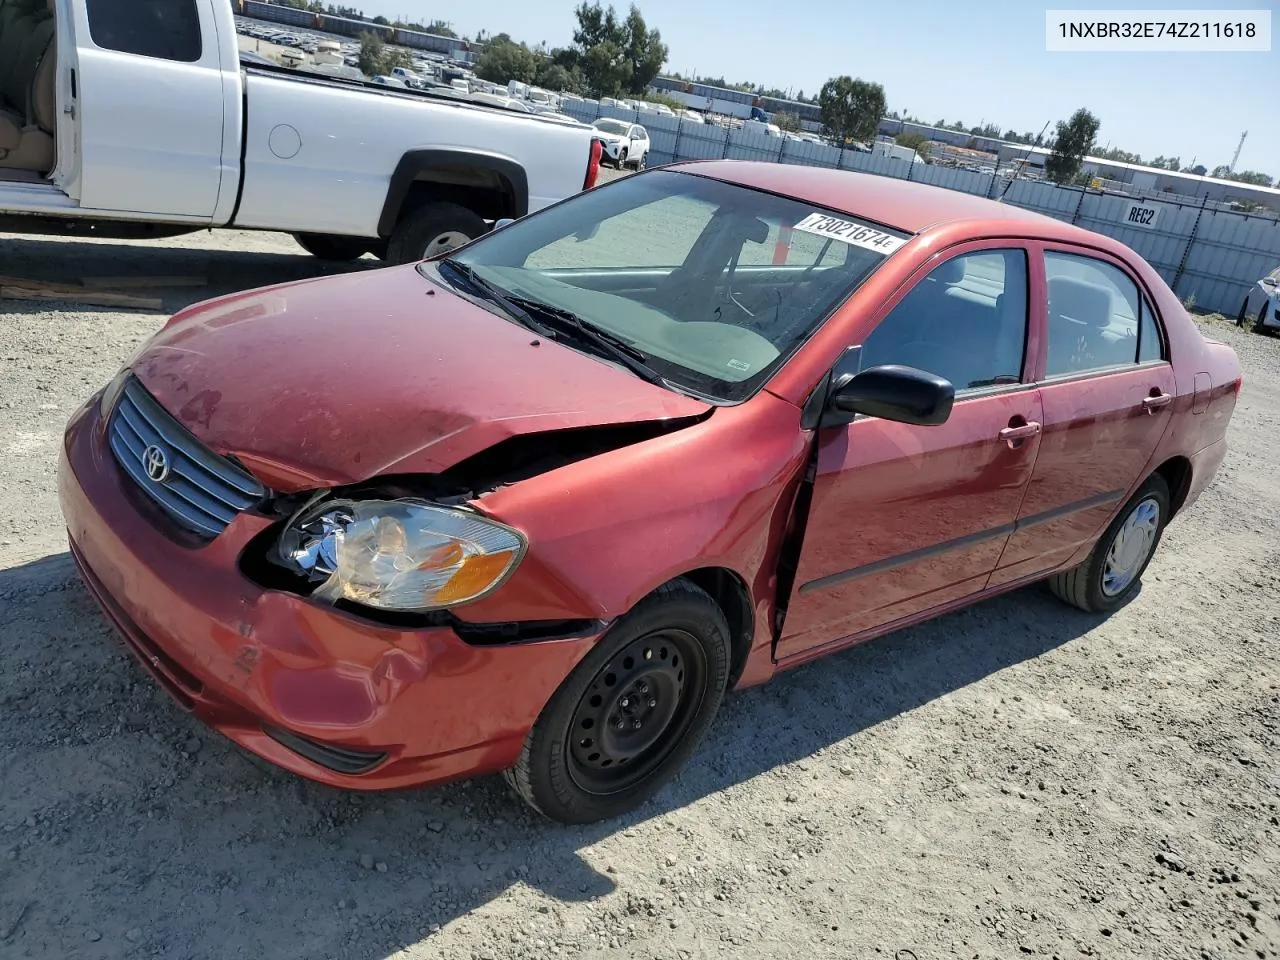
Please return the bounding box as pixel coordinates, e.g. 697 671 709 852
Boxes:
0 0 603 263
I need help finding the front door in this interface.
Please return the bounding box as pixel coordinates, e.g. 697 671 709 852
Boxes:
69 0 230 218
777 245 1042 661
989 245 1177 587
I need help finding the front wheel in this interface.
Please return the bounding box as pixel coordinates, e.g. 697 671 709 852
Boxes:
1047 473 1170 613
384 201 487 265
503 579 731 824
293 233 372 262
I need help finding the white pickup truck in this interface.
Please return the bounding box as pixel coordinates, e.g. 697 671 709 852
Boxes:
0 0 602 263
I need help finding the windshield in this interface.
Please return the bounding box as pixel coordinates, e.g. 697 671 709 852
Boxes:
426 170 909 401
593 119 631 136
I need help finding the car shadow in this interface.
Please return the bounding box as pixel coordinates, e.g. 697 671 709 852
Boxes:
0 234 380 315
0 550 1115 959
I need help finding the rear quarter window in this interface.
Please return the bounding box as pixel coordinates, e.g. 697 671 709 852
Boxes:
86 0 203 63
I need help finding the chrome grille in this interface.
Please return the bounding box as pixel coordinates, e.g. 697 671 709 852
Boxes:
108 376 265 539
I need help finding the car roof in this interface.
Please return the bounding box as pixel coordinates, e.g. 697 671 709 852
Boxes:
666 160 1105 241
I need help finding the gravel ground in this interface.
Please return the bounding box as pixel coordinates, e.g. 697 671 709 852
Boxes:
0 225 1277 960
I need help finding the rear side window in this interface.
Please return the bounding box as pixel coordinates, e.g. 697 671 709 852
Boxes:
1043 251 1142 376
86 0 202 63
1138 295 1165 362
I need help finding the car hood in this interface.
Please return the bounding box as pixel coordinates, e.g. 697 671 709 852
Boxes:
129 265 711 493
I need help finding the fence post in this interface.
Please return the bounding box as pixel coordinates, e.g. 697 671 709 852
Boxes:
1171 194 1209 295
1069 187 1087 225
672 117 682 164
722 123 732 159
777 136 786 164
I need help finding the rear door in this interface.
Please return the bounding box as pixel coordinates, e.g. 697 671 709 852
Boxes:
988 244 1176 588
68 0 231 218
776 243 1043 661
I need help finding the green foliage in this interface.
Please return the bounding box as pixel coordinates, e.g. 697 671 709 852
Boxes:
895 132 932 159
818 76 886 146
357 31 385 76
1045 108 1101 185
474 40 539 85
773 111 801 133
571 3 668 97
357 31 411 77
1183 164 1208 176
534 62 581 93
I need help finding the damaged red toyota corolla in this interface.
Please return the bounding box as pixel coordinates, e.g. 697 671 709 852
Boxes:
59 162 1242 824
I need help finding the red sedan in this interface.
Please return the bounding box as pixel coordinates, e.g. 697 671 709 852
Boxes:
59 162 1241 824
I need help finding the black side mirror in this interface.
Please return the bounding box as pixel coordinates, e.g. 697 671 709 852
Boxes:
829 364 955 426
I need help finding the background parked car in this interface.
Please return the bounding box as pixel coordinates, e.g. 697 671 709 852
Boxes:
590 118 651 170
1238 264 1280 333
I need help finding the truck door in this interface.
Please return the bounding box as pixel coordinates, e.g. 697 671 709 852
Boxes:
68 0 232 219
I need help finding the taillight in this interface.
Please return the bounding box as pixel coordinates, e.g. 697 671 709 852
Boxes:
583 138 603 190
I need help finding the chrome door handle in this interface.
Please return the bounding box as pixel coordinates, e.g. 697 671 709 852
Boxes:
1142 393 1173 412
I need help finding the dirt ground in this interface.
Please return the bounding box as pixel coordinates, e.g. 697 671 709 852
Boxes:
0 224 1277 960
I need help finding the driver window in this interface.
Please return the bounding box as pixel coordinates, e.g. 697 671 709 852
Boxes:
859 249 1029 392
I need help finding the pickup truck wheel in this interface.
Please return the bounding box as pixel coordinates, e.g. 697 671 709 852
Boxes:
293 233 371 262
385 202 486 265
1047 473 1170 614
503 579 731 824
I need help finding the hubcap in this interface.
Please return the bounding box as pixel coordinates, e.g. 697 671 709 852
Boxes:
567 629 704 795
422 230 471 258
1101 496 1161 596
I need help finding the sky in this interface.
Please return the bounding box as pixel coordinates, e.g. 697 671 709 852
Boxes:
353 0 1277 179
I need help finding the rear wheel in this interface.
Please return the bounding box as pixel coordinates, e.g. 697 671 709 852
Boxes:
503 579 731 824
384 201 487 265
633 152 647 171
1047 473 1170 613
293 233 372 262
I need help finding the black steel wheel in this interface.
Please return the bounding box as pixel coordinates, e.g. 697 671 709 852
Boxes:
504 579 731 824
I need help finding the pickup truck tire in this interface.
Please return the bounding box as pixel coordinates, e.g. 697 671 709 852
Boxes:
385 201 487 265
293 233 372 262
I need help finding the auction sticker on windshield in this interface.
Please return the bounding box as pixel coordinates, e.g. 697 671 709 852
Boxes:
792 213 907 254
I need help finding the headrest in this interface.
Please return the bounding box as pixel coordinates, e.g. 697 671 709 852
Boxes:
1048 276 1114 328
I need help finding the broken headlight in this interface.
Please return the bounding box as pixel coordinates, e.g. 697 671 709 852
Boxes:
277 498 526 612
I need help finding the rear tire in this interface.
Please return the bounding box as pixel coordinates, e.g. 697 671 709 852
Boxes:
384 201 487 265
293 233 372 262
1047 473 1170 614
503 579 731 824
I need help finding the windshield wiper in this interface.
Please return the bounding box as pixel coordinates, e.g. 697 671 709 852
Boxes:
499 294 669 385
438 258 556 337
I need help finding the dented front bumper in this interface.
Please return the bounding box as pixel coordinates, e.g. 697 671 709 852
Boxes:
57 397 600 790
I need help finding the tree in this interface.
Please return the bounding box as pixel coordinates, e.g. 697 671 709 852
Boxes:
817 76 885 145
895 132 932 160
474 40 538 85
571 3 668 97
357 31 385 76
427 20 456 38
1183 163 1207 176
1045 108 1101 185
534 62 580 93
1229 170 1274 188
773 111 801 133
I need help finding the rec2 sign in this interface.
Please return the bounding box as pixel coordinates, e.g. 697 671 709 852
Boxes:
1123 201 1162 228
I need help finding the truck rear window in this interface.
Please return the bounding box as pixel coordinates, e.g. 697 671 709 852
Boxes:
86 0 202 63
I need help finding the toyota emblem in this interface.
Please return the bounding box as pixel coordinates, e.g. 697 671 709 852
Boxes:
141 444 170 483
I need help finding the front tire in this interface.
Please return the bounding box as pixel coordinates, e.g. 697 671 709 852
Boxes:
503 579 731 824
293 233 372 262
384 201 487 265
1047 473 1170 613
